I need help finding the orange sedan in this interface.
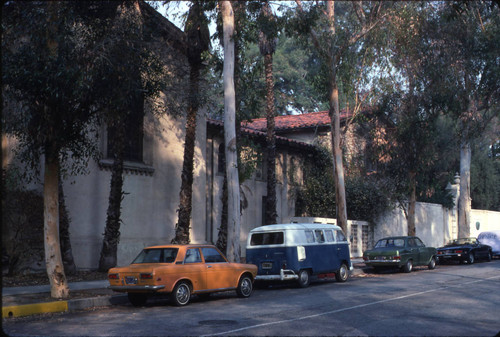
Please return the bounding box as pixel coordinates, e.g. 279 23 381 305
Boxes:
108 244 257 306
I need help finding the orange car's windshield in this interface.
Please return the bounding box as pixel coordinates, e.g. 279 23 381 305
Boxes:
132 248 178 264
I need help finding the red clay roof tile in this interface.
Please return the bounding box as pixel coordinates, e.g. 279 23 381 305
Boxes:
242 110 351 131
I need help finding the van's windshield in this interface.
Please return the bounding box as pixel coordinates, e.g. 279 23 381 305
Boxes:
251 232 284 245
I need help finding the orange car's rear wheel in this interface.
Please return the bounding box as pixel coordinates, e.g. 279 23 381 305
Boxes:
172 281 191 306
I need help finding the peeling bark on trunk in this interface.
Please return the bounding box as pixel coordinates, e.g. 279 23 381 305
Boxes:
221 0 241 262
44 150 69 299
99 120 125 272
458 142 471 238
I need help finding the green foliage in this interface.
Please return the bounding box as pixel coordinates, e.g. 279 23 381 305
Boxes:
471 136 500 211
294 147 392 222
2 2 103 177
237 136 263 184
2 2 172 180
293 147 335 218
345 175 394 222
2 166 44 275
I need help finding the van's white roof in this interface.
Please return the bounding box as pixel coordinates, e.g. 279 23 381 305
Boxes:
249 223 341 232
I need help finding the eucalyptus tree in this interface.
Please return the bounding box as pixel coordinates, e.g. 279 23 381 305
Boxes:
220 0 242 262
290 0 389 233
369 2 447 235
430 1 500 237
2 1 106 298
258 1 279 225
172 2 210 244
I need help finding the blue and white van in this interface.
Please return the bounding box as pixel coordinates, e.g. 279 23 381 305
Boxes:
246 223 353 287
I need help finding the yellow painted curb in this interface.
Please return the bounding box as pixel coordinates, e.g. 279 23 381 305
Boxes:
2 301 68 318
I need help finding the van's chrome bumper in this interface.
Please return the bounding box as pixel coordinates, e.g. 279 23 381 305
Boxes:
255 269 298 281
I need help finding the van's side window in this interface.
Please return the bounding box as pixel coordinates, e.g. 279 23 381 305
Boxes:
336 230 347 242
250 232 284 245
305 230 315 243
314 230 325 243
324 230 335 242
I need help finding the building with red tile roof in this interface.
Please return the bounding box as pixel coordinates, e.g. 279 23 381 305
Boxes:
241 110 352 146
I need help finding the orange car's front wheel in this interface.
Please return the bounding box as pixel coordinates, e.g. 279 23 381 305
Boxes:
236 275 253 298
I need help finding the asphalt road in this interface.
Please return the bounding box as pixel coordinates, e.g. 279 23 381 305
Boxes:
3 260 500 336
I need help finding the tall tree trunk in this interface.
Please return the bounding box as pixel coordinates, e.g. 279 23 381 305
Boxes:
221 0 241 262
407 170 417 236
326 1 348 234
59 173 76 275
44 1 69 299
44 148 69 299
173 63 199 244
259 2 278 226
98 120 125 272
458 142 471 238
264 52 278 225
173 3 209 244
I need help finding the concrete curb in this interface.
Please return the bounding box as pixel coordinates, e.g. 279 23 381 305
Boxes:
2 294 128 318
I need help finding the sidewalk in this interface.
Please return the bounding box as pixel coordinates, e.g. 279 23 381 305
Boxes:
2 259 368 318
2 280 128 318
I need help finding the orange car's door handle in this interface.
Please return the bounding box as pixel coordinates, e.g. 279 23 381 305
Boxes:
207 265 212 268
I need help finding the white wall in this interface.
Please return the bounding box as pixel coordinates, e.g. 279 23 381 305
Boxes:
470 209 500 238
63 111 207 268
374 202 500 249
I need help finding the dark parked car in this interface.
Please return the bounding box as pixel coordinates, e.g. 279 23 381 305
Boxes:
363 236 437 273
436 238 493 264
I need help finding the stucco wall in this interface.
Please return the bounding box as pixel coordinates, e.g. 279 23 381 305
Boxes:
375 203 448 248
63 110 207 268
470 209 500 238
375 202 500 249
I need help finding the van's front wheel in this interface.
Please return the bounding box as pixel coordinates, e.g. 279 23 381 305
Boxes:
297 269 310 288
335 263 349 282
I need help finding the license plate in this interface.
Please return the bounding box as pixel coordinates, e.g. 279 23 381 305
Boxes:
261 262 273 269
376 256 385 260
125 276 137 284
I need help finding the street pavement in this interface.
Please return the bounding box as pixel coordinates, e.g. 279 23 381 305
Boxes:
2 259 367 319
